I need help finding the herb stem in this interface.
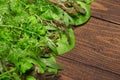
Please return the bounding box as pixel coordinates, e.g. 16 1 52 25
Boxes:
0 25 40 37
0 68 16 79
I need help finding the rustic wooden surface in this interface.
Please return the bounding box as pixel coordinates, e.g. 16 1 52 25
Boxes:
57 0 120 80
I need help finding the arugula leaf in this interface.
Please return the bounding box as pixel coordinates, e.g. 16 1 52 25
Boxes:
0 0 93 79
17 61 33 73
25 58 45 73
12 72 21 80
46 37 58 54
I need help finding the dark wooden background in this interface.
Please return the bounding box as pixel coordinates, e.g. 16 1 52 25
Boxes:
57 0 120 80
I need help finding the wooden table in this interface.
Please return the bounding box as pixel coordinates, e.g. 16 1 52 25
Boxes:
57 0 120 80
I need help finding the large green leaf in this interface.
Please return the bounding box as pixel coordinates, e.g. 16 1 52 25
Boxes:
72 1 91 25
56 28 75 55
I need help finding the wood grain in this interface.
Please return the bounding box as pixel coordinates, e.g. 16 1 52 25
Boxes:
59 17 120 75
57 57 120 80
91 0 120 24
56 0 120 80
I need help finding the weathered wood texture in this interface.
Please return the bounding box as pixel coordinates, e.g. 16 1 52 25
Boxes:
57 0 120 80
57 57 120 80
91 0 120 24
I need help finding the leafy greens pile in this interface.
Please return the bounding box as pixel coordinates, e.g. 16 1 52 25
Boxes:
0 0 93 80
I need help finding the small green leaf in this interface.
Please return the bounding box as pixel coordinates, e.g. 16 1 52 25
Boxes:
12 72 21 80
48 68 58 74
18 61 33 73
46 38 58 54
41 56 63 70
25 58 45 73
26 76 36 80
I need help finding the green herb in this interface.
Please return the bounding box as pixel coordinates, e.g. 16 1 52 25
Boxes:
0 0 93 79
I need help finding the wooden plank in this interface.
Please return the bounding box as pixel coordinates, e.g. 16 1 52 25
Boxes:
60 17 120 75
91 0 120 24
60 75 73 80
57 57 120 80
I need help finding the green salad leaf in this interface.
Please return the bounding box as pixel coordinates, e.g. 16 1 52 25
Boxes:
0 0 93 79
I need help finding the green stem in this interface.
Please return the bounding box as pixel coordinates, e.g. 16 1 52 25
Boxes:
0 60 7 73
0 25 40 37
0 68 16 79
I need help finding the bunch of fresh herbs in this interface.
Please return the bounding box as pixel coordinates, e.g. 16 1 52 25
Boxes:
0 0 93 80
